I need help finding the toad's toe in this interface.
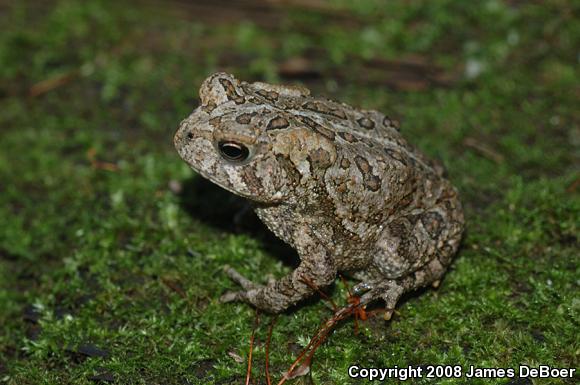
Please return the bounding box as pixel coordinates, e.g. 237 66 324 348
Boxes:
220 290 248 303
223 265 261 290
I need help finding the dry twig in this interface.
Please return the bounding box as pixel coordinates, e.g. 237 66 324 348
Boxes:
246 310 260 385
86 148 119 172
265 316 277 385
463 137 505 164
29 70 79 97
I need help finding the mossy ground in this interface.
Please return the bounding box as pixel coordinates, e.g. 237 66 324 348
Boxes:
0 1 578 384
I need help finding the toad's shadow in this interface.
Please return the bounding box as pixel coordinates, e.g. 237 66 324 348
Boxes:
178 176 299 269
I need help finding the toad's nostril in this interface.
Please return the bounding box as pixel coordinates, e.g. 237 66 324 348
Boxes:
187 132 194 140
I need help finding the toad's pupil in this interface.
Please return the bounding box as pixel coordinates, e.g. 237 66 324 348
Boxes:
218 141 249 162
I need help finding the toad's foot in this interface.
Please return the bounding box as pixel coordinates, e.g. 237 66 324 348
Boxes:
355 259 448 320
220 248 337 313
222 265 262 290
220 265 264 303
359 281 405 310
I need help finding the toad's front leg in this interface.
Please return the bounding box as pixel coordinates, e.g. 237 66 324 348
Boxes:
220 231 337 313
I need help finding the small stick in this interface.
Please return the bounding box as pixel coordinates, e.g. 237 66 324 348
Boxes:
277 303 357 385
340 276 370 333
160 277 187 300
245 310 260 385
566 178 579 193
300 277 337 311
463 137 504 164
29 70 79 97
339 275 352 297
276 278 383 383
86 148 119 171
265 316 277 385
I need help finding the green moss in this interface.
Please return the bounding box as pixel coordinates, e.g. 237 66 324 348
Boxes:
0 0 577 384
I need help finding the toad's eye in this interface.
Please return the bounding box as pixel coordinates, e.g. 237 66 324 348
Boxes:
218 141 250 162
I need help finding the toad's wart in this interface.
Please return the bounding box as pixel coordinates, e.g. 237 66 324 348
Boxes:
174 72 464 314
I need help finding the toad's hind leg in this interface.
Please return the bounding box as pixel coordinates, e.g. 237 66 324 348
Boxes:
358 257 448 314
355 200 464 313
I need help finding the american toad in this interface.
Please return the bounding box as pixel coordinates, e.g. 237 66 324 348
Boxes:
174 73 464 314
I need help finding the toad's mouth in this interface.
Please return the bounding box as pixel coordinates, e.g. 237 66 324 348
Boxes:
191 160 287 205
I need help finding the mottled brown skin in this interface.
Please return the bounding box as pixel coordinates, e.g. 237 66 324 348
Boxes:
174 72 464 314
